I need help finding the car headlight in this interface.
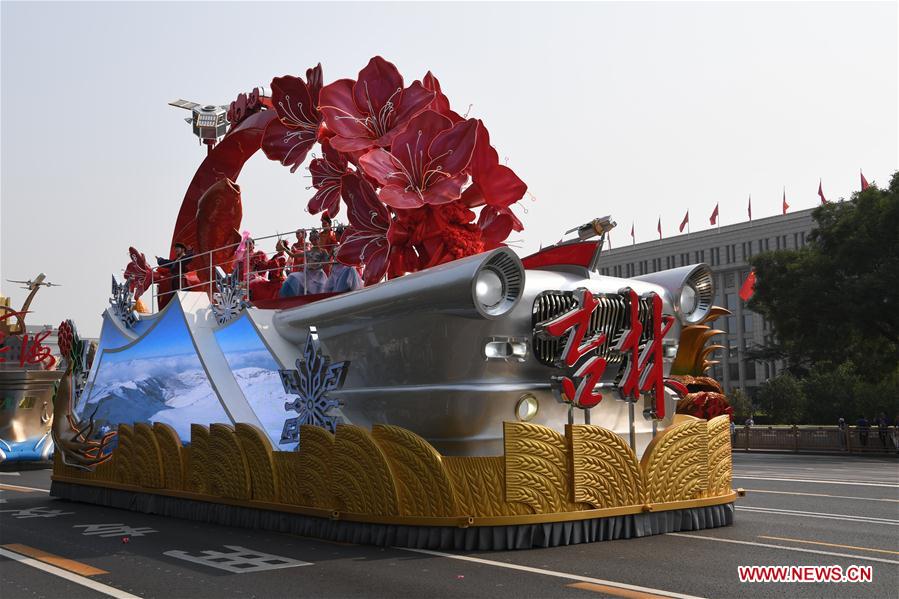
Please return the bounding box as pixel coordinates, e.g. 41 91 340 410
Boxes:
679 284 698 315
472 250 524 318
676 266 714 324
476 269 505 309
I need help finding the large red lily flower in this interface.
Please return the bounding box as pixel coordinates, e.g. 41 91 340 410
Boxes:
307 138 351 217
358 110 478 209
319 56 435 153
336 173 392 285
262 64 324 172
461 121 527 209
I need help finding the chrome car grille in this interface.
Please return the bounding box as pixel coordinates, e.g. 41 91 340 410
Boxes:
532 291 655 367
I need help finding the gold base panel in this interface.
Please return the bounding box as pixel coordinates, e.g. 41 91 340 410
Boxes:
52 415 735 528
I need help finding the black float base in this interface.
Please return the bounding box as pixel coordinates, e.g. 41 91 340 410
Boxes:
51 481 734 551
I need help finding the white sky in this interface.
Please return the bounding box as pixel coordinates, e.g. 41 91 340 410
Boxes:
2 1 897 336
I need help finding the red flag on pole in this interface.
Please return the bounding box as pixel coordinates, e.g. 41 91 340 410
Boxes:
861 170 870 191
657 218 662 240
710 203 719 225
679 210 690 233
782 188 789 215
739 270 757 301
748 195 752 221
630 222 635 245
818 179 827 204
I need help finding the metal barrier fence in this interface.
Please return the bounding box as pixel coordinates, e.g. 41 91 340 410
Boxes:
137 227 340 313
732 425 899 454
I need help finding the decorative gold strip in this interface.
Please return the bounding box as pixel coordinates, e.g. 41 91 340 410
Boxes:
51 476 736 528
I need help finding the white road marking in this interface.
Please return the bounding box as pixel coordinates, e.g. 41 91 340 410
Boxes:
400 547 704 599
733 475 899 488
666 533 899 565
163 545 312 573
73 524 158 538
0 506 73 519
0 472 21 476
737 505 899 526
0 547 142 599
744 488 899 503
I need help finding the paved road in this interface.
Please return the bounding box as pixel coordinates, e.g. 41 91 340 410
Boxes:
1 453 896 598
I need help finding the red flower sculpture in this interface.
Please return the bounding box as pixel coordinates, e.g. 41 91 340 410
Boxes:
336 173 392 285
262 64 324 172
359 111 478 209
251 56 529 286
319 56 435 153
124 247 153 300
307 139 351 217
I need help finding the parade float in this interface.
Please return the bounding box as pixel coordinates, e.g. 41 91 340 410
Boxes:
50 57 738 549
0 276 61 464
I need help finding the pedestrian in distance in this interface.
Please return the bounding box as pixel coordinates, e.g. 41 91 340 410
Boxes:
877 412 889 449
857 415 870 447
838 417 847 449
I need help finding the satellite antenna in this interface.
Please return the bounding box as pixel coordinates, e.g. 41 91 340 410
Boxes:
168 99 230 154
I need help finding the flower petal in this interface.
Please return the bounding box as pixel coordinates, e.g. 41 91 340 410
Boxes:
261 119 315 173
358 148 400 187
330 135 376 153
429 118 478 175
340 172 390 232
307 183 342 217
388 110 452 174
319 78 370 139
422 72 463 123
354 56 404 118
270 75 317 129
479 164 528 208
391 80 437 129
380 183 425 209
422 173 467 205
361 240 389 285
306 63 323 104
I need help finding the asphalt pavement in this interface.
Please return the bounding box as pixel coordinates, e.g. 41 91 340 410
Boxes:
1 452 896 598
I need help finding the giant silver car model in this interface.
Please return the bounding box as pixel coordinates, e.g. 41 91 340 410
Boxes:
273 230 714 457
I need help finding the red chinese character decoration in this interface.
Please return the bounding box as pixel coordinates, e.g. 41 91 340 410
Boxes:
541 290 607 409
539 288 674 418
0 311 56 370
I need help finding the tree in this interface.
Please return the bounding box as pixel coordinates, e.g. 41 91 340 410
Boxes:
728 388 753 422
749 172 899 381
756 374 807 424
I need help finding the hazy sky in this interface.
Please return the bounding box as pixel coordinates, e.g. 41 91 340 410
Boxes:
2 1 896 336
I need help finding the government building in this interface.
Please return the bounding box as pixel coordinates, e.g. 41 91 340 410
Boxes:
598 207 817 399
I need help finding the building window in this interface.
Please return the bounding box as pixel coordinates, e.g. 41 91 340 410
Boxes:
743 314 753 332
764 238 770 251
725 273 735 289
728 363 740 381
775 236 781 250
744 361 757 381
741 243 746 262
725 245 731 263
801 231 806 246
793 232 799 249
600 267 609 276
